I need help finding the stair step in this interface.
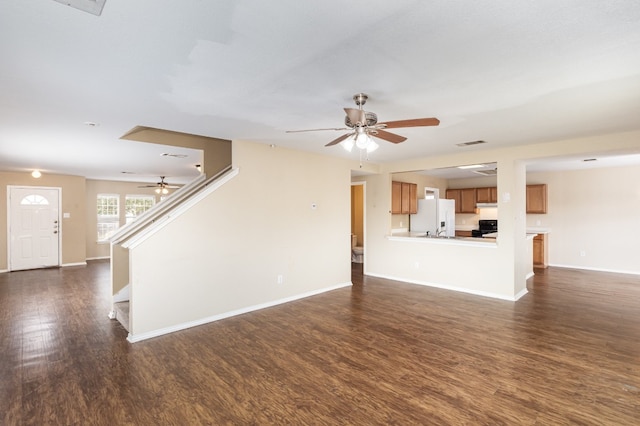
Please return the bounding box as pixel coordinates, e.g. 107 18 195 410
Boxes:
113 301 130 332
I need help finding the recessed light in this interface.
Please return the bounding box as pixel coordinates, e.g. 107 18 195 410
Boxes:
31 170 42 178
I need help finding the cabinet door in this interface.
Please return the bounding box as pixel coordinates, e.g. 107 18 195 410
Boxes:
460 188 477 213
401 182 411 214
445 189 461 213
533 234 546 267
408 183 417 214
527 184 547 214
476 187 498 203
391 181 402 214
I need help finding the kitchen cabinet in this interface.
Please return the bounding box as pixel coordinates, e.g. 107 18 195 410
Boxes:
476 187 497 203
455 230 473 237
445 188 476 214
526 184 547 214
533 233 547 268
391 181 417 214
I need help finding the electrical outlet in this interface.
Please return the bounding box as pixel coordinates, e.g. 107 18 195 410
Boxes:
580 250 586 257
277 274 283 284
400 221 403 228
414 261 420 269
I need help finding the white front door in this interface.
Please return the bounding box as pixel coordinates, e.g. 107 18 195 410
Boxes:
8 186 61 271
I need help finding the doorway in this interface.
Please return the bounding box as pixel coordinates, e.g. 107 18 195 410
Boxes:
8 186 61 271
351 182 365 273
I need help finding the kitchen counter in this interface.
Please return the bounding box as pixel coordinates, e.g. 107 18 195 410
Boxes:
388 231 497 247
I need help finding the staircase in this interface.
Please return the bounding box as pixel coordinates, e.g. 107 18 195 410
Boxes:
113 301 130 332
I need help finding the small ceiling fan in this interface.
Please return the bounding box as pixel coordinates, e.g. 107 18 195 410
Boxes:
286 93 439 151
138 176 180 194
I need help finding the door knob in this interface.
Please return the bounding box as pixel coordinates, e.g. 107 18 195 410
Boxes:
53 231 58 234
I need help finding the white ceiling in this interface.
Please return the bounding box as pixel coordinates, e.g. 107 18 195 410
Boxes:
1 1 640 184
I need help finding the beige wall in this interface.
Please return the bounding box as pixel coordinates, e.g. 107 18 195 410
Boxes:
85 179 169 260
127 141 353 338
0 171 86 270
526 165 640 274
363 130 640 300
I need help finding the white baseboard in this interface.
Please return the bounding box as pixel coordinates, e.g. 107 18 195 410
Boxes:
127 281 353 343
526 271 535 280
61 262 87 268
87 256 110 261
514 287 528 301
548 263 640 276
365 272 523 302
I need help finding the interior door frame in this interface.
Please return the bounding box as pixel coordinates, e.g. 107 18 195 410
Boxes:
7 185 63 271
351 181 366 270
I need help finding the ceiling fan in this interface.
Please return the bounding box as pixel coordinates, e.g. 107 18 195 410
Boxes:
286 93 439 152
138 176 180 194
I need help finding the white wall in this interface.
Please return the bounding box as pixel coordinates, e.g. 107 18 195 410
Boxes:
527 165 640 274
127 141 353 338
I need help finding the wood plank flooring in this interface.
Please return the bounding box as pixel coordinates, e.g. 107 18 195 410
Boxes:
1 260 639 425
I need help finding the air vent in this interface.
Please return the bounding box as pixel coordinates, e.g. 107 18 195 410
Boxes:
473 169 498 176
161 153 188 158
456 140 487 147
53 0 106 16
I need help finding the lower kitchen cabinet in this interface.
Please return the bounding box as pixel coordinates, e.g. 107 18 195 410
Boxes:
533 234 547 268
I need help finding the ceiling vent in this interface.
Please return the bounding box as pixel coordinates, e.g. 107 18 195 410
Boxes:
456 140 487 147
473 168 498 176
52 0 106 16
161 153 188 159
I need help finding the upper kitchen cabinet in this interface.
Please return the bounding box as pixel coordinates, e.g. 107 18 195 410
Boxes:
445 188 476 214
476 187 497 204
391 181 418 214
526 184 547 214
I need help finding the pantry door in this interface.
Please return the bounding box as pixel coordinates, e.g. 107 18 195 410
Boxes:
8 186 61 271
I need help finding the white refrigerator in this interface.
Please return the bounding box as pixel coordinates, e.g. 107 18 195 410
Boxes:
410 198 456 237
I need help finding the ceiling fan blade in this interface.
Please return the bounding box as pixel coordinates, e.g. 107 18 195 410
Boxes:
344 108 366 126
372 129 407 144
286 127 348 133
379 117 440 129
325 133 352 147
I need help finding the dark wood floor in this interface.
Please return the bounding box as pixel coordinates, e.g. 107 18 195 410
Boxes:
1 261 639 425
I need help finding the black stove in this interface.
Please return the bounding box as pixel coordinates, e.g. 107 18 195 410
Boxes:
472 220 498 237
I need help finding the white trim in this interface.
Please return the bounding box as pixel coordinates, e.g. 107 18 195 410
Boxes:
127 280 352 343
526 271 535 280
86 256 110 261
365 272 522 301
112 284 130 303
62 262 87 267
514 287 528 301
548 263 640 276
123 168 239 250
0 269 8 274
351 181 366 272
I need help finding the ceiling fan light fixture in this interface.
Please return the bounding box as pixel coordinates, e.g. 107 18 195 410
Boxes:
366 140 379 153
355 132 371 149
340 135 355 152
